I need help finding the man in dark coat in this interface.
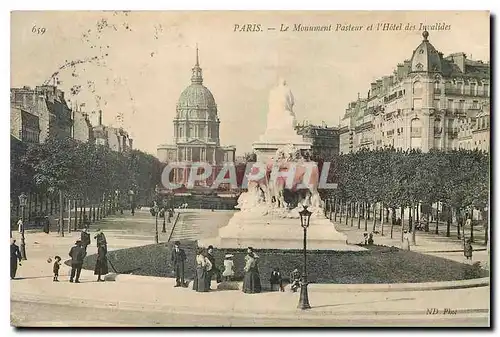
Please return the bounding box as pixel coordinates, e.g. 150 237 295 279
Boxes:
171 241 187 287
206 245 222 285
69 240 86 283
80 228 91 251
10 239 22 279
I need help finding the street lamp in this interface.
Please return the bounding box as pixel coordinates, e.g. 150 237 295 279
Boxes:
128 189 135 216
18 193 28 260
162 207 167 233
154 185 159 244
298 204 312 310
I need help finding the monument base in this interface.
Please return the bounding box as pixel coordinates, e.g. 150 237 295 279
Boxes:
252 137 312 162
198 211 365 251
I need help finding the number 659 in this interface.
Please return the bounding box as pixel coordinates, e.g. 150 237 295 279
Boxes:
32 25 46 35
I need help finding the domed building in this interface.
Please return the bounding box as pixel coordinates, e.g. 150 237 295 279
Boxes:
157 48 236 186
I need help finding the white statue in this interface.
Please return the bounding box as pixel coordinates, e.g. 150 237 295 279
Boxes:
264 79 298 139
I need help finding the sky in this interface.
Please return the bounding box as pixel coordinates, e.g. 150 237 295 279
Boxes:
10 11 489 156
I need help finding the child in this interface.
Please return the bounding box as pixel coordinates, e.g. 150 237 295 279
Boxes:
222 254 234 281
368 232 374 245
464 239 473 260
269 267 284 292
290 268 301 293
53 256 61 282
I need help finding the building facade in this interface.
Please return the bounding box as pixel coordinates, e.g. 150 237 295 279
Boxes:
71 108 93 143
10 106 40 143
157 48 236 185
339 31 490 154
11 85 72 142
93 110 133 152
295 122 340 159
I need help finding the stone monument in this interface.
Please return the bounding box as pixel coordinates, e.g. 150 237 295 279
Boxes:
198 80 362 251
252 78 313 162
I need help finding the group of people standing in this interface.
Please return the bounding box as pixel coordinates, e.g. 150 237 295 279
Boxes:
66 228 109 283
171 243 263 294
192 245 262 294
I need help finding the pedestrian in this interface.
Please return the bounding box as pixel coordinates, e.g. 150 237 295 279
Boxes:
10 238 22 280
269 267 284 292
206 245 222 285
168 208 174 223
242 247 261 294
171 241 187 287
53 256 61 282
81 228 91 251
94 244 109 282
222 254 235 281
464 239 473 260
368 232 374 245
363 232 368 245
402 230 411 251
94 229 107 251
43 214 50 234
17 218 23 234
69 240 86 283
192 248 211 292
290 268 301 293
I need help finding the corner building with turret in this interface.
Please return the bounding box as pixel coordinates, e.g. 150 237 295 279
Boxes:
339 31 490 154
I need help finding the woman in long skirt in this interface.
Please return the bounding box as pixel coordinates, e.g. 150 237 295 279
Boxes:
242 247 261 294
94 244 109 282
193 248 210 292
402 230 411 251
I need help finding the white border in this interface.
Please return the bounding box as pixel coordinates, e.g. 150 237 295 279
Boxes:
2 1 497 336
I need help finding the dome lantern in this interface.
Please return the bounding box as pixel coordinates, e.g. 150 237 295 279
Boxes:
191 44 203 85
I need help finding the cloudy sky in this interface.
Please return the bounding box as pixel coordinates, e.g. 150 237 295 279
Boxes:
11 11 489 155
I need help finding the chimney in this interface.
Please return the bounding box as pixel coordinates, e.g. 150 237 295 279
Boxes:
451 52 466 73
98 110 102 126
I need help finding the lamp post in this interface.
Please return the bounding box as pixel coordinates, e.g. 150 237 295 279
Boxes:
162 207 167 233
18 193 28 260
298 205 312 310
128 189 135 216
154 185 159 244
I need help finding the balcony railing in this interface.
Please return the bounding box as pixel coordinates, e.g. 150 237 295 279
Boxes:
444 88 490 97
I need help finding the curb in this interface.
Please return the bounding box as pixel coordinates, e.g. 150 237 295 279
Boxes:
416 249 488 253
11 292 489 321
110 274 490 293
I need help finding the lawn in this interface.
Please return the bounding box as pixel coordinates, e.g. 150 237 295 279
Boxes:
74 241 488 287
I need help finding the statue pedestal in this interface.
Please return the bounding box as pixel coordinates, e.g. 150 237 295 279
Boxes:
198 211 364 251
252 134 312 163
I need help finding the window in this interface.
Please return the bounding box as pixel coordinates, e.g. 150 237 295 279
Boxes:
413 81 423 96
447 99 453 109
411 118 422 138
459 100 465 111
470 83 476 96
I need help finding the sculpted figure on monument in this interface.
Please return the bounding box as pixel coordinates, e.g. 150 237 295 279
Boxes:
264 79 297 138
